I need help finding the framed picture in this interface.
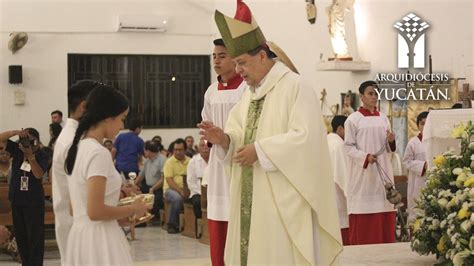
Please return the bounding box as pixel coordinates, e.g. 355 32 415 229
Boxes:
340 90 357 116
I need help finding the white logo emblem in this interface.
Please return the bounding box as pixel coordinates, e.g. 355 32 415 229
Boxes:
394 13 430 68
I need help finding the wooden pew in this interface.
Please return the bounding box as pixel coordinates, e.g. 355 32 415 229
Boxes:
0 183 55 226
182 202 197 238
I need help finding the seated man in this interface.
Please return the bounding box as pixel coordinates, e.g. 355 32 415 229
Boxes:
135 140 166 222
0 148 11 183
163 138 190 233
103 139 114 153
185 136 197 158
186 139 210 221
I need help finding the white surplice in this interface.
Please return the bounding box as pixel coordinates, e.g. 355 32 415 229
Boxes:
403 135 427 221
344 110 396 215
201 79 245 221
327 132 349 229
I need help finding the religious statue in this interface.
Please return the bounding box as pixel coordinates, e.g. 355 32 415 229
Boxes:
326 0 355 60
341 92 355 116
305 0 317 24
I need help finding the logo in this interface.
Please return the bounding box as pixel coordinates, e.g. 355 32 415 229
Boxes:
394 13 430 69
373 13 451 101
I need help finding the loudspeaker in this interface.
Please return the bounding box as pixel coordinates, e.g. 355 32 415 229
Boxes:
9 65 22 84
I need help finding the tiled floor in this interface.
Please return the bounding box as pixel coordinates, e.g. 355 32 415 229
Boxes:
0 228 437 265
0 226 211 265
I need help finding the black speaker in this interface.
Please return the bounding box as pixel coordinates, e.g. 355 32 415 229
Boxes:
9 65 22 84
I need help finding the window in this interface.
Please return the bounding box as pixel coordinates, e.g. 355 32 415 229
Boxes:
68 54 210 128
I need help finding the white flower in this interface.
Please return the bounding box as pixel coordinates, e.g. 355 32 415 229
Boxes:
458 193 467 202
452 249 471 266
453 168 463 175
451 234 458 244
471 154 474 160
429 219 440 230
456 173 468 182
447 212 457 220
438 198 448 208
414 208 425 217
440 219 447 228
469 142 474 150
461 219 472 233
471 213 474 225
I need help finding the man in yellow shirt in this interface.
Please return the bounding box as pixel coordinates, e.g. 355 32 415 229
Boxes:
163 138 190 234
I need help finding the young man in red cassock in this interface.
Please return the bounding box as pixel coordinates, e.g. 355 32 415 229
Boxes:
344 80 397 245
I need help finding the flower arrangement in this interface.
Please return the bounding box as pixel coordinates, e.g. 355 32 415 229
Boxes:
411 121 474 266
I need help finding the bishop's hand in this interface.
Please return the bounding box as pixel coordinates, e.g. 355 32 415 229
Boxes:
233 144 258 167
197 121 227 146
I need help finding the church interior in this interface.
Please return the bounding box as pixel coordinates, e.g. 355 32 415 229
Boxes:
0 0 473 265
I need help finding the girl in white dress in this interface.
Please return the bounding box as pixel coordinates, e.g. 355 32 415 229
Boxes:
64 84 149 265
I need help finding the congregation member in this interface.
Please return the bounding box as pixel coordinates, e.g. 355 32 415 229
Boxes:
163 138 190 234
113 117 145 179
50 110 65 127
186 139 209 224
135 140 166 223
151 135 165 154
48 122 62 149
0 143 12 183
0 128 49 265
184 136 197 158
103 139 114 152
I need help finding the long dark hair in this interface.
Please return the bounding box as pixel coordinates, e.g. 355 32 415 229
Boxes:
65 83 129 174
48 122 62 148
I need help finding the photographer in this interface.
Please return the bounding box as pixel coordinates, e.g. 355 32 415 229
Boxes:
0 128 49 266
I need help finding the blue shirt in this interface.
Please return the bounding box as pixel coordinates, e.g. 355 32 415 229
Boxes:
114 132 144 173
139 154 166 186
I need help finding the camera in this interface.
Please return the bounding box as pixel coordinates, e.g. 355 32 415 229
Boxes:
19 136 35 148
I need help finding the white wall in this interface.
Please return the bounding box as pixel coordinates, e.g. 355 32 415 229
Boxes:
215 0 473 114
0 0 216 147
1 0 472 146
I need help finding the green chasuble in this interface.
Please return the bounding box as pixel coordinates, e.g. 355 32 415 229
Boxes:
240 97 265 266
